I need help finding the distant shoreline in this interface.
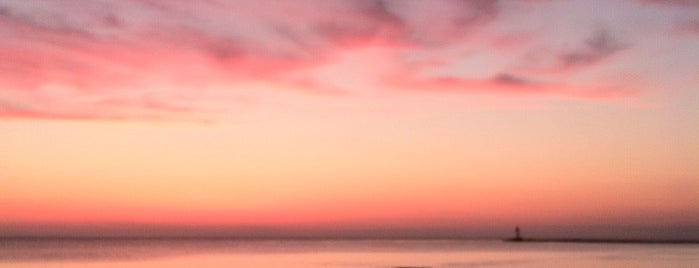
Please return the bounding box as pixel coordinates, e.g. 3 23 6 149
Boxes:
503 238 699 244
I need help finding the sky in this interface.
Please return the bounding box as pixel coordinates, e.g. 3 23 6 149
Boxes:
0 0 698 239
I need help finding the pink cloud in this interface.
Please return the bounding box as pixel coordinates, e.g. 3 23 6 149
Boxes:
677 20 699 35
0 0 672 120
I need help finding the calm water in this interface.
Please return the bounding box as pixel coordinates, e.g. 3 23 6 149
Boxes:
1 238 698 267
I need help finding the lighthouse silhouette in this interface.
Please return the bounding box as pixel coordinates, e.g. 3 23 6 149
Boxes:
512 226 523 241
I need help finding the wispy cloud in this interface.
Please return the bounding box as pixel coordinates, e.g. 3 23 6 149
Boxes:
515 27 629 74
0 0 688 120
385 70 636 99
558 28 628 70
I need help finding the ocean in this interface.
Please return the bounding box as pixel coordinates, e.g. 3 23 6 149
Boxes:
1 238 698 267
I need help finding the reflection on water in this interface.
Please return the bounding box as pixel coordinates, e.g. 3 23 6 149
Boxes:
1 238 698 267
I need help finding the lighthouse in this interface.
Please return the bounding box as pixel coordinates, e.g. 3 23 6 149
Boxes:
506 226 523 242
503 226 525 242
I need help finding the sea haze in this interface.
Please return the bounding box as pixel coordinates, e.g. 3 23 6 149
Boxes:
1 238 699 268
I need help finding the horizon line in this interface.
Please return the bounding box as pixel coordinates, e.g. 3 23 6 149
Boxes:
3 235 699 244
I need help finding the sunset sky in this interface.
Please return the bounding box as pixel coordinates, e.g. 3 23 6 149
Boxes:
1 0 698 238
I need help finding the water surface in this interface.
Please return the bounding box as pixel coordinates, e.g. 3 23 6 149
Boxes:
1 238 698 267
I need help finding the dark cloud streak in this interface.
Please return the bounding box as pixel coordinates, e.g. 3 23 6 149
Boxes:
492 73 539 86
559 28 628 70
